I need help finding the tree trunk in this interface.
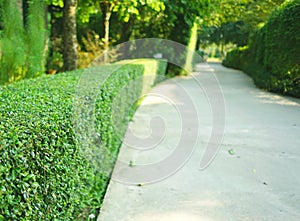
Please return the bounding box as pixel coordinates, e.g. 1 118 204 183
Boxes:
63 0 78 71
43 4 49 69
103 3 114 63
183 21 198 74
22 0 28 27
47 5 64 72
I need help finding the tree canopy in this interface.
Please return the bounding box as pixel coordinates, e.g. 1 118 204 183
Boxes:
198 0 284 51
0 0 288 83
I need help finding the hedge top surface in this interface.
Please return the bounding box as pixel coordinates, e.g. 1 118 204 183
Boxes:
0 59 167 220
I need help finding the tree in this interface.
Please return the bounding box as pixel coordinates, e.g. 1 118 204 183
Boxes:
198 0 284 52
241 0 284 30
100 0 165 62
100 0 115 63
63 0 78 71
75 0 166 63
208 0 284 29
152 0 216 74
0 0 47 83
26 0 48 78
199 21 249 47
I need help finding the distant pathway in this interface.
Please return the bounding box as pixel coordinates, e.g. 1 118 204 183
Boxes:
98 63 300 221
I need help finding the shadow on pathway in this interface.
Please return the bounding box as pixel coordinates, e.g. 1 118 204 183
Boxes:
98 62 300 221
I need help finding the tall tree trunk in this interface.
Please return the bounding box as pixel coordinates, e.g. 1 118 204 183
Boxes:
103 3 114 63
63 0 78 71
43 3 49 69
22 0 28 27
47 5 63 72
183 21 198 74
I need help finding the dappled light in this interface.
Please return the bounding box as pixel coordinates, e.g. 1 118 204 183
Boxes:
128 211 217 221
256 93 300 107
1 0 299 220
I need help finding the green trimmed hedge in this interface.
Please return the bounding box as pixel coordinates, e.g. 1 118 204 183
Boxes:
0 59 167 220
223 0 300 97
222 46 250 70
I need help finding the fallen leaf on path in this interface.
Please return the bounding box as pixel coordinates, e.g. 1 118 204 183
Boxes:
129 160 134 167
228 149 235 155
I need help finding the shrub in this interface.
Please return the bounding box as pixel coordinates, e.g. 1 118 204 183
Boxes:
0 59 167 220
223 0 300 97
222 46 250 70
261 0 300 96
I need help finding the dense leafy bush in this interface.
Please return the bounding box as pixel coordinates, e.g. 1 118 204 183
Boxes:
0 59 167 220
223 0 300 97
222 46 250 70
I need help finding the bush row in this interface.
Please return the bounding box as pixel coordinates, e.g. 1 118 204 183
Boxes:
223 0 300 97
0 59 167 220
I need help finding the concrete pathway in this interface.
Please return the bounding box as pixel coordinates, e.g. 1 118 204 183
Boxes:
97 63 300 221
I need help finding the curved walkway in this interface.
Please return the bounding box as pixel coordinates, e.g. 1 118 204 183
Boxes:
98 62 300 221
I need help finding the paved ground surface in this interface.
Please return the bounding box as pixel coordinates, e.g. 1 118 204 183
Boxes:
97 62 300 221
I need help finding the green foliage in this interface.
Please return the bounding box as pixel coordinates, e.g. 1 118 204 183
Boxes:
0 59 167 220
26 0 47 78
0 0 47 85
210 0 283 27
199 21 250 48
162 0 214 45
78 31 105 69
222 46 250 69
113 0 165 23
183 21 198 74
223 0 300 97
241 0 284 30
47 0 64 7
200 0 283 50
0 0 27 83
77 0 99 23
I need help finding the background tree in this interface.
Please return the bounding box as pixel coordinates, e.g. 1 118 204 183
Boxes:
63 0 78 71
100 0 165 62
0 0 47 83
74 0 166 63
198 0 284 57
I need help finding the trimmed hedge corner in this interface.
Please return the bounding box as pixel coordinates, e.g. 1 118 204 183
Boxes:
0 59 167 220
223 0 300 97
